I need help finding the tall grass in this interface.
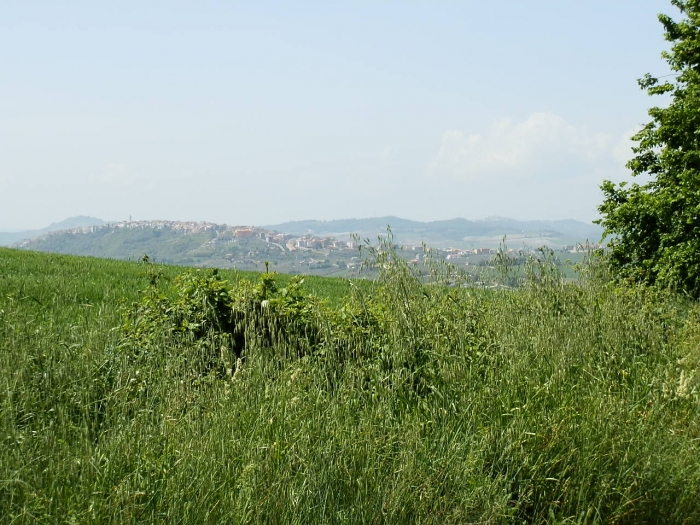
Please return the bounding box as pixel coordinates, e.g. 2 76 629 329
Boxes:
1 245 699 523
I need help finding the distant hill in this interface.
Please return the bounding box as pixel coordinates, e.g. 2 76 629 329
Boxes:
0 216 105 246
266 216 603 249
11 215 603 277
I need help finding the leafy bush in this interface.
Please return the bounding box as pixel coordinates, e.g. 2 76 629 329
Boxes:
119 269 332 379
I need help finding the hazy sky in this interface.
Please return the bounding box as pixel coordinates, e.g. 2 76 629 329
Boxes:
0 0 674 230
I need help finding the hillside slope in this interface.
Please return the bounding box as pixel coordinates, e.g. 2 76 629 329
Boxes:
16 223 356 276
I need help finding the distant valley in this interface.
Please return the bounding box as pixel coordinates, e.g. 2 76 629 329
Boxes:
266 216 603 249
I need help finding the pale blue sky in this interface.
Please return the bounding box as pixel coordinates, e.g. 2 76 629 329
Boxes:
0 1 673 230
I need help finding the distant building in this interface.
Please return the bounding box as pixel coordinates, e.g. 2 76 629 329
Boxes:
234 228 254 239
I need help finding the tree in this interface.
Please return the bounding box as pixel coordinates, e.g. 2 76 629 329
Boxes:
597 0 700 296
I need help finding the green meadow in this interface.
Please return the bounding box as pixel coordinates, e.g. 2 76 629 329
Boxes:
1 246 699 524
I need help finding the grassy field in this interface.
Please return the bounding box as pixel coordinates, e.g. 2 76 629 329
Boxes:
1 246 699 523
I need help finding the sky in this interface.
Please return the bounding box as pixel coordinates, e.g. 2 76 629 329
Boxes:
0 0 676 230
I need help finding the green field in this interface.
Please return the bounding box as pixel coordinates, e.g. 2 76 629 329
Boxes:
1 246 699 523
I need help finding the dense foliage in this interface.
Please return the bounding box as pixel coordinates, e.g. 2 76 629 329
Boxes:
597 0 700 296
2 247 700 523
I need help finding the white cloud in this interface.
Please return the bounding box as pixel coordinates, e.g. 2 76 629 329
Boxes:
428 112 616 182
417 113 648 222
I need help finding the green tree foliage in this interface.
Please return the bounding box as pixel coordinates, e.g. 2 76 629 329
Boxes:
597 0 700 296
